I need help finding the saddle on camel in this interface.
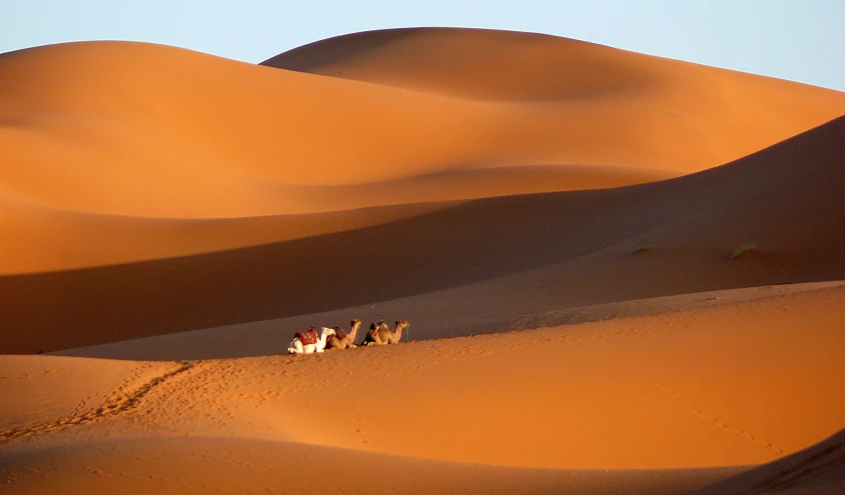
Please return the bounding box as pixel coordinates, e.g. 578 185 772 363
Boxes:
332 324 347 340
296 327 319 346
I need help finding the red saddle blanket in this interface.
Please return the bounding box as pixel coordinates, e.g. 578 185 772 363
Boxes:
295 328 318 345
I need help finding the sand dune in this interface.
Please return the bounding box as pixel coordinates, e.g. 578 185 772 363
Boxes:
54 281 845 361
4 114 845 355
0 30 844 273
2 283 844 493
262 28 839 106
264 27 845 172
0 438 743 495
262 28 663 101
3 27 845 495
691 427 845 494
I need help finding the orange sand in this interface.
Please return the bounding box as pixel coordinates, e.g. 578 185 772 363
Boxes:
2 28 845 494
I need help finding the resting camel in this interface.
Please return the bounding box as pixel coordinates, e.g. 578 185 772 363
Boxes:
325 319 362 350
287 326 336 354
363 319 410 346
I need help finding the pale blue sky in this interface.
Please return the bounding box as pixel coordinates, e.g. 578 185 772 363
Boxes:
2 1 843 91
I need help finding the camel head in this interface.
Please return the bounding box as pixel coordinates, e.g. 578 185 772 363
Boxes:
395 320 410 330
350 319 362 329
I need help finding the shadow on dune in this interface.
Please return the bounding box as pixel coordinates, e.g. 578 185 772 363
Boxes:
261 28 416 73
1 116 844 354
260 27 656 101
0 189 640 354
0 436 749 495
691 427 845 494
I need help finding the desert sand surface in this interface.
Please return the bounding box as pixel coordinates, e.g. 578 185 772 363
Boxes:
2 27 845 494
3 282 845 494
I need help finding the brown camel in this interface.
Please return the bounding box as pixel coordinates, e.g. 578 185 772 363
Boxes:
325 319 362 350
363 319 410 346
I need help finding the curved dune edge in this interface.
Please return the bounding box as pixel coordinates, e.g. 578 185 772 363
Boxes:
1 283 844 477
56 281 845 361
3 115 844 354
0 438 745 495
691 427 845 494
261 27 841 103
230 283 845 469
1 34 844 222
261 27 661 101
0 163 676 275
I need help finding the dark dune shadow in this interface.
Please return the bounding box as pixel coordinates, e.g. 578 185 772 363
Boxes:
691 427 845 494
2 115 844 354
0 188 646 355
261 28 419 72
0 436 750 495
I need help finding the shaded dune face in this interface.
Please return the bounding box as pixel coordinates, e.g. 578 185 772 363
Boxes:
2 115 844 355
690 427 845 495
261 27 659 101
0 437 746 495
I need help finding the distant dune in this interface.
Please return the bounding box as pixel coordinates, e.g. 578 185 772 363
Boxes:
2 27 844 495
0 30 842 271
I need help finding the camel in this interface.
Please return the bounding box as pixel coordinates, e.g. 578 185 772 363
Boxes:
326 319 362 350
287 326 336 354
363 319 410 346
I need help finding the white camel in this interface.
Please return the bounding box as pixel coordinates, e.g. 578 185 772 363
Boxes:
287 326 336 354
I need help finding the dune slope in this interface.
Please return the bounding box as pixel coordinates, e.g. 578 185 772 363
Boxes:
0 438 743 495
1 283 843 495
692 427 845 494
3 114 845 355
263 27 845 168
0 32 843 274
